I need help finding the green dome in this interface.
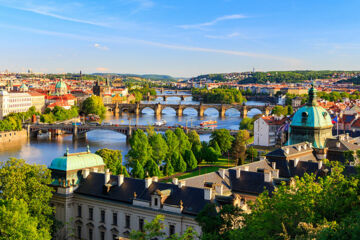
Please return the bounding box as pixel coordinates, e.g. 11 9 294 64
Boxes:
291 105 332 128
20 83 28 90
49 149 105 171
55 80 67 89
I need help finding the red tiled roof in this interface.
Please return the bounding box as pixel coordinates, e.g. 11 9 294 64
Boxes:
261 116 287 125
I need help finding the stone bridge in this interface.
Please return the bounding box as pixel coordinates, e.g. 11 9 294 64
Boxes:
26 124 239 140
107 103 273 118
154 94 192 101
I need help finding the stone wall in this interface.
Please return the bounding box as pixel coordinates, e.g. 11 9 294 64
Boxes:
0 129 27 144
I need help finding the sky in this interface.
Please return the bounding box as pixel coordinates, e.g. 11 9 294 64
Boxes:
0 0 360 77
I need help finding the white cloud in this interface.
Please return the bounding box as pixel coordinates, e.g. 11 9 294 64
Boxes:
179 14 247 30
0 3 108 27
96 67 109 72
93 43 109 50
205 32 240 39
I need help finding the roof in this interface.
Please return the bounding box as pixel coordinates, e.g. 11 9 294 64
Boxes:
55 80 67 89
75 173 210 216
261 116 287 126
228 170 275 195
291 105 333 128
49 150 105 171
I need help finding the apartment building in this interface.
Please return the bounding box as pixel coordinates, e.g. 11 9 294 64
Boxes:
0 90 32 119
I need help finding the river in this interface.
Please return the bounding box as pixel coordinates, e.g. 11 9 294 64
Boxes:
0 93 265 166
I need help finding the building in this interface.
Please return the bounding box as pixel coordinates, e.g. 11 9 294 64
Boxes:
289 85 333 148
291 97 302 108
29 92 45 113
55 79 68 95
254 116 287 146
51 148 206 240
0 90 32 119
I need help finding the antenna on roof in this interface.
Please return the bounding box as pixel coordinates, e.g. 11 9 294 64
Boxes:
65 147 69 156
87 145 90 153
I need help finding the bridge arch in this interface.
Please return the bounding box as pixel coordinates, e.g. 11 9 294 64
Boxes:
247 108 263 117
182 107 198 116
141 107 155 114
203 107 220 116
161 106 176 115
224 108 241 117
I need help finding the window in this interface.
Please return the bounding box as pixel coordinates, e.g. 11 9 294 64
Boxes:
125 215 131 229
77 205 82 217
77 226 82 239
100 231 105 240
101 210 105 223
154 197 158 206
139 218 144 231
112 212 117 226
88 228 93 240
89 207 93 220
169 224 175 236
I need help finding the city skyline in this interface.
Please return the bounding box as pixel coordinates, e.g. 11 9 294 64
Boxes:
1 0 360 77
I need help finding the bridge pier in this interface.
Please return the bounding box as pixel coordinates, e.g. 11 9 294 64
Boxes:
177 106 183 117
155 103 162 117
242 106 248 119
199 104 205 117
114 103 120 116
163 96 167 101
220 105 226 118
181 96 185 101
73 125 87 140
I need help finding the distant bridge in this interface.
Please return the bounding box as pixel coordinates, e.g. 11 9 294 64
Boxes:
26 124 239 140
106 102 273 118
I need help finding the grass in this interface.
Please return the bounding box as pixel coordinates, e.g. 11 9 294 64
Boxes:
199 157 235 168
178 166 221 180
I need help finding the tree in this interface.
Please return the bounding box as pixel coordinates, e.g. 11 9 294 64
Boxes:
210 129 234 154
196 203 242 240
127 129 152 167
343 150 355 164
0 158 54 235
163 159 174 176
184 150 198 170
272 105 287 116
212 141 222 156
188 130 201 146
232 130 250 165
246 147 258 162
0 199 51 240
230 165 360 239
130 215 166 240
144 159 161 177
149 133 168 164
131 160 144 179
203 147 219 163
286 105 294 115
81 95 106 118
165 130 180 159
240 117 255 132
175 128 191 155
95 148 128 176
192 144 203 164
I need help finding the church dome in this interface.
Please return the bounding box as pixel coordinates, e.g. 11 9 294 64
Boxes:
49 148 105 171
19 83 29 92
55 80 67 90
289 83 333 148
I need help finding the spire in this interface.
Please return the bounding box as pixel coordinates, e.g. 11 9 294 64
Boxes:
87 145 90 153
307 81 318 106
65 147 69 156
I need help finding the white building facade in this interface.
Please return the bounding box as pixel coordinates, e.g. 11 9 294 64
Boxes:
0 90 32 119
254 116 286 146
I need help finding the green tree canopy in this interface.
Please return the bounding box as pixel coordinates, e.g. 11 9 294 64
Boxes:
184 149 198 170
240 117 255 132
81 95 106 118
144 159 161 177
0 158 54 236
175 128 191 155
210 129 234 154
127 129 152 167
95 148 128 176
188 130 201 146
149 133 168 164
131 160 144 179
232 130 251 165
0 199 51 240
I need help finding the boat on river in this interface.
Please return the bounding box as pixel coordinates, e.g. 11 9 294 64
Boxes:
154 119 167 126
200 120 217 127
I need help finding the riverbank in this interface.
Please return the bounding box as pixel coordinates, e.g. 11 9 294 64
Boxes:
0 129 28 144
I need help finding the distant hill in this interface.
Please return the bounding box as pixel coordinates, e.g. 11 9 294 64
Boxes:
190 71 360 84
337 76 360 85
92 73 179 82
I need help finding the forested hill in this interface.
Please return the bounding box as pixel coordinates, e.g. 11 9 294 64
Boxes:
190 71 359 84
337 76 360 85
93 73 178 81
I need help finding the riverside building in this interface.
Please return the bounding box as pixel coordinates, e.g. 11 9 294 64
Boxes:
0 90 32 119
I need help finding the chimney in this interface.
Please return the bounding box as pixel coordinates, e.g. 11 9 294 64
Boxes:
152 176 158 182
145 177 152 188
243 166 249 171
296 145 302 151
264 170 272 182
83 168 90 179
236 168 241 179
105 169 110 184
308 143 313 148
259 156 266 161
346 133 349 140
318 161 323 170
118 174 124 187
93 167 98 173
303 144 307 150
204 187 212 200
178 180 186 188
218 169 225 179
294 158 300 167
172 178 178 185
215 184 223 195
272 169 279 178
272 162 276 169
336 141 341 148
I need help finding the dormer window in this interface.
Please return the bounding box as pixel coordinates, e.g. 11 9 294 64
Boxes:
154 198 158 206
301 112 308 123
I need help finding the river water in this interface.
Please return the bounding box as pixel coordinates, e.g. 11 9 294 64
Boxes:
0 92 265 166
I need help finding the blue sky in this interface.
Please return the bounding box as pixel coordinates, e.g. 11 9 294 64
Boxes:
0 0 360 77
